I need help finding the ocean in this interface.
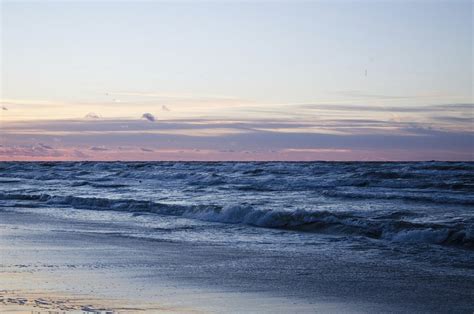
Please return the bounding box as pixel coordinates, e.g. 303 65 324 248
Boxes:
1 161 473 312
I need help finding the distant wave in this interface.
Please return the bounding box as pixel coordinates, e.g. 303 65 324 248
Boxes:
321 189 474 206
70 181 129 188
1 192 472 248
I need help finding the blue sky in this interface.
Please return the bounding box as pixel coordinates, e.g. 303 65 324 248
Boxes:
1 0 472 160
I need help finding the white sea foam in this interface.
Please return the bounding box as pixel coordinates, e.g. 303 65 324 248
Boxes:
0 161 473 249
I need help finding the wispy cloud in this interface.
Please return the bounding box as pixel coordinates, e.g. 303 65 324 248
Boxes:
38 143 53 150
299 103 473 113
1 101 472 161
72 150 89 158
141 113 156 122
85 112 101 119
89 146 108 151
1 116 472 161
0 144 62 159
282 148 351 153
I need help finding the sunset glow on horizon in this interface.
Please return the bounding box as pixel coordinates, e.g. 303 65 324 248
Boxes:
1 1 472 161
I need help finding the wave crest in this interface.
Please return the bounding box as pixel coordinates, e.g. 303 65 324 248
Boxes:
1 192 472 249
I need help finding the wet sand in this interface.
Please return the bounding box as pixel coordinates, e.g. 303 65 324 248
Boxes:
1 209 473 313
0 289 177 313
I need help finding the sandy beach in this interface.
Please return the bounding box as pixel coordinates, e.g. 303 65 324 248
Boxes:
0 209 367 313
0 290 173 313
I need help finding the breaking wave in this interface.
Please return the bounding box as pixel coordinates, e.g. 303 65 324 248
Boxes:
1 192 472 248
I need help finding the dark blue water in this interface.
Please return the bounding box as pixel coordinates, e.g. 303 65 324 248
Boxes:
1 161 473 270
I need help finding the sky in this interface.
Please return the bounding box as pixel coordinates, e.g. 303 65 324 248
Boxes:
0 0 472 161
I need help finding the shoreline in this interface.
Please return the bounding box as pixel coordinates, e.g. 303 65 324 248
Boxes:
1 208 473 313
0 210 358 313
0 289 177 313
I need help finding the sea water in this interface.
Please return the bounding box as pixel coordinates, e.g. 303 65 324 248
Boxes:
1 161 473 270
